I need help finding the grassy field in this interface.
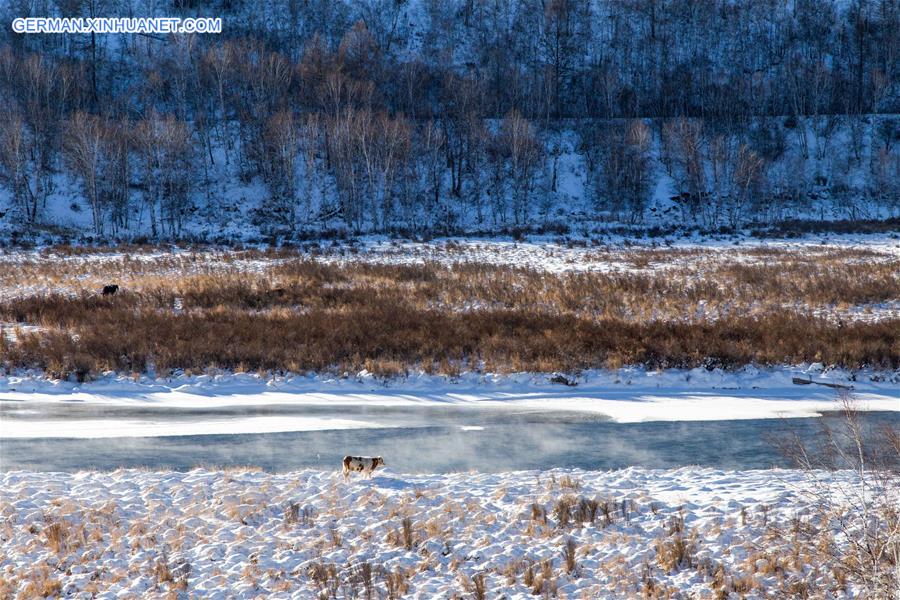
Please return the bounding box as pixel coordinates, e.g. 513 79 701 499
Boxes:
1 243 898 378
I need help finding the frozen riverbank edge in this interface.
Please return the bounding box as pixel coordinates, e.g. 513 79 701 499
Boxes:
1 365 898 439
0 466 884 598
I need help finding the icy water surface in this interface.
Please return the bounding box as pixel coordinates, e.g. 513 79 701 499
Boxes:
2 401 897 471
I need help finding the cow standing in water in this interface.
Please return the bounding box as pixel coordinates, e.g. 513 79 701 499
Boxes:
342 456 385 480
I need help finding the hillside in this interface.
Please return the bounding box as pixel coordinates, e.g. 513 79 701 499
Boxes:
0 0 898 243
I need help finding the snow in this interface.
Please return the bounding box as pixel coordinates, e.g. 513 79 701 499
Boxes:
2 366 896 439
0 466 876 598
1 232 897 286
319 234 900 274
2 415 383 440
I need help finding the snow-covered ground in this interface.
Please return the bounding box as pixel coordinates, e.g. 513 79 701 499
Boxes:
2 241 896 596
320 234 900 273
1 236 898 324
4 232 899 274
2 366 897 439
0 467 880 598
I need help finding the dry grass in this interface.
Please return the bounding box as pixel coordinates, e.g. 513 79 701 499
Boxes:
5 465 897 598
562 538 578 575
0 248 897 378
15 566 62 599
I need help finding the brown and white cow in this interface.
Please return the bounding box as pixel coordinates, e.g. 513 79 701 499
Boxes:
342 456 384 480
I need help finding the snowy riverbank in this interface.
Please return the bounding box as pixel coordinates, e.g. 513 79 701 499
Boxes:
1 366 897 439
0 467 882 598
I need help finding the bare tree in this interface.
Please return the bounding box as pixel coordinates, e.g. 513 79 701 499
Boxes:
869 146 900 213
498 110 542 226
539 0 591 118
134 113 193 239
261 110 301 229
0 111 39 223
731 143 767 225
780 393 900 597
374 112 411 228
326 108 370 230
663 118 706 224
338 20 380 80
299 113 323 224
416 120 445 230
200 42 235 164
64 112 105 235
585 120 653 223
99 117 131 235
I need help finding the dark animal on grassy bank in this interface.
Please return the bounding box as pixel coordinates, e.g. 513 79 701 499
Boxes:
550 373 578 386
101 285 119 296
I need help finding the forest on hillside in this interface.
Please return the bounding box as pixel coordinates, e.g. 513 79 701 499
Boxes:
0 0 898 241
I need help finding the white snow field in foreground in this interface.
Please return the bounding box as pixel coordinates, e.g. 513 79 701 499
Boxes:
1 366 897 439
0 467 883 598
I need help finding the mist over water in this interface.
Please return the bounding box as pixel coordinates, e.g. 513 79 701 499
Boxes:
2 402 897 472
